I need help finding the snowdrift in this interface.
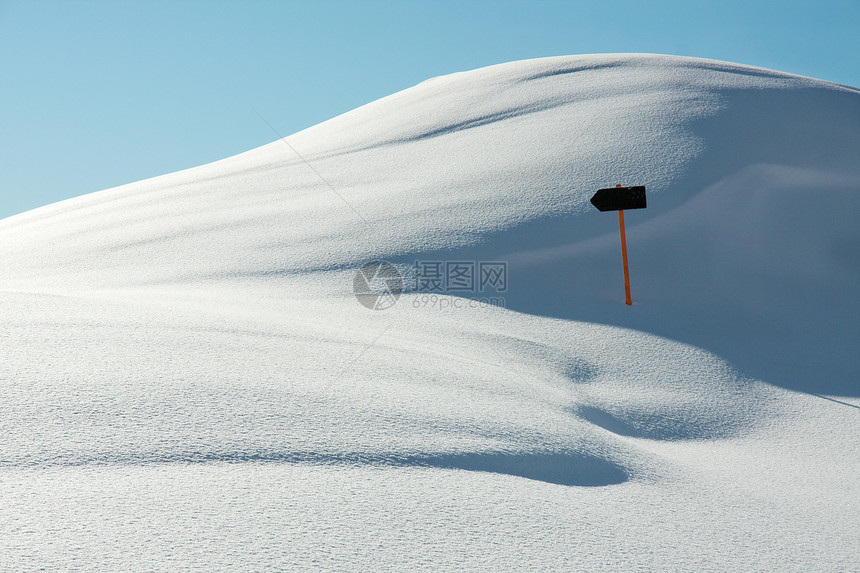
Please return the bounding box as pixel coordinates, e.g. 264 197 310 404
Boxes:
2 54 857 392
1 55 858 570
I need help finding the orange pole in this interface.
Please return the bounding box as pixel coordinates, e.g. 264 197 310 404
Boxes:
618 209 632 305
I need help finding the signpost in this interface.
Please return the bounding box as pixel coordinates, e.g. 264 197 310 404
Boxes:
590 185 647 305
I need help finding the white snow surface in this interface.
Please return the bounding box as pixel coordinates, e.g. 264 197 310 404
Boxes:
1 54 858 571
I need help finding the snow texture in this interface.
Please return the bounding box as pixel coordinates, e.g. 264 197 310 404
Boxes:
1 54 858 571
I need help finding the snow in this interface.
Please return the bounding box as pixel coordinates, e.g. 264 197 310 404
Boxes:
1 54 858 570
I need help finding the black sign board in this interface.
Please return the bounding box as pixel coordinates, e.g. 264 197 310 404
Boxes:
590 186 647 212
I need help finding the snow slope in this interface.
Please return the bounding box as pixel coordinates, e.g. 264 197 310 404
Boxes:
1 55 858 571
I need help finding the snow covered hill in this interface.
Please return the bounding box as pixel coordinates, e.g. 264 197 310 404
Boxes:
1 55 858 571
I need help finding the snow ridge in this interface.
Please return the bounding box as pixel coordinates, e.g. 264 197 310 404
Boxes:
1 55 858 571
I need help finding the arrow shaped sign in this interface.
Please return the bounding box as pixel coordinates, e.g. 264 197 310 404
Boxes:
590 184 647 305
590 185 647 211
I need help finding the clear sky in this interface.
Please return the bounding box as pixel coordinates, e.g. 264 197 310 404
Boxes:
1 0 858 220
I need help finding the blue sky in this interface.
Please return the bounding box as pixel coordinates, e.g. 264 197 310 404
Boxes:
2 0 858 219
